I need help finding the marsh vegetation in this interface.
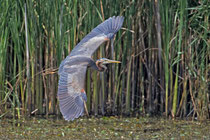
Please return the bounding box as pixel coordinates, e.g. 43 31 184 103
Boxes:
1 117 210 139
0 0 209 120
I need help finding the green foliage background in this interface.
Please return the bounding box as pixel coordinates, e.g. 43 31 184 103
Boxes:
0 0 209 119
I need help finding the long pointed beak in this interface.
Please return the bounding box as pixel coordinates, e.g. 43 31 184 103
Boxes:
106 60 121 64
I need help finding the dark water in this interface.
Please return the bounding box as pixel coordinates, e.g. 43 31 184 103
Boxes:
0 116 209 139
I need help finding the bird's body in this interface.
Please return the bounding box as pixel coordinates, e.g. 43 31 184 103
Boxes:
57 16 124 121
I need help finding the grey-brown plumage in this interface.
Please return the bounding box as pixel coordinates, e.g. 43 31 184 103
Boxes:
58 16 124 121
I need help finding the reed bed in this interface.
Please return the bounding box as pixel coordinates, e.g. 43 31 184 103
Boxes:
0 0 209 120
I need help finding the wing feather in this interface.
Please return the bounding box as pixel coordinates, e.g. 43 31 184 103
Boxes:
70 16 124 57
58 64 87 121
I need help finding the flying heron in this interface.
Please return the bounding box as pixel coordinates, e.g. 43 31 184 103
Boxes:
57 16 124 121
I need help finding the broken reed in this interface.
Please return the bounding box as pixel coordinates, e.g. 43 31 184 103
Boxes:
0 0 209 120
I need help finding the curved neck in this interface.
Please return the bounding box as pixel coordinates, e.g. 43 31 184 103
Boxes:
96 61 106 72
87 60 105 72
69 56 105 72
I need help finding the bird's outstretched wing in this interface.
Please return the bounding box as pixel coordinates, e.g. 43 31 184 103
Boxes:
57 57 89 121
70 16 124 57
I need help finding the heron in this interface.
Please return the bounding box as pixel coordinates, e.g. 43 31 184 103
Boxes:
57 16 124 121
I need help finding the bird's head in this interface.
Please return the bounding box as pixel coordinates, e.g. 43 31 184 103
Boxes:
96 58 121 71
